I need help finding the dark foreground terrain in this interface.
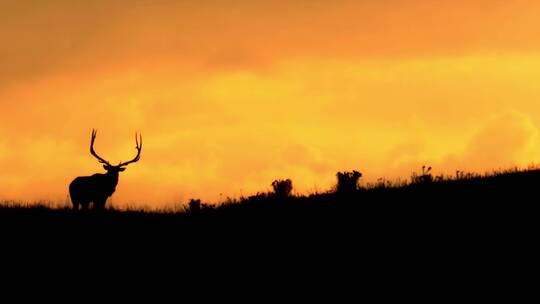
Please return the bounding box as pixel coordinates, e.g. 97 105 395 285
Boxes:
2 169 540 301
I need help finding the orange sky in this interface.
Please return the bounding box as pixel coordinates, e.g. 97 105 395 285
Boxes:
2 0 540 206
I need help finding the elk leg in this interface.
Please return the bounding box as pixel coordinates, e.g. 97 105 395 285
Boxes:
94 198 106 211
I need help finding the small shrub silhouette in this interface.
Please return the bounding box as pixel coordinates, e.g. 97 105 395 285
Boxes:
412 166 433 184
271 179 293 198
336 170 362 193
375 178 393 189
185 198 214 213
187 198 202 213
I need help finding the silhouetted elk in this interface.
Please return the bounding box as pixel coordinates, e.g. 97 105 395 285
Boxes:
271 179 293 198
69 129 142 210
336 170 362 193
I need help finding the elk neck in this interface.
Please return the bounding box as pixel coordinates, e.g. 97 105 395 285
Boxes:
105 170 120 185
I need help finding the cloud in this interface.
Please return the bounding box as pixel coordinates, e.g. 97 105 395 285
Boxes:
2 0 540 93
453 111 539 172
360 112 540 187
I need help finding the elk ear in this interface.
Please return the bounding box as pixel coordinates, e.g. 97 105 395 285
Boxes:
119 167 126 172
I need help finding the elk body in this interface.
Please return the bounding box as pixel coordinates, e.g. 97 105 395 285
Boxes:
69 130 142 210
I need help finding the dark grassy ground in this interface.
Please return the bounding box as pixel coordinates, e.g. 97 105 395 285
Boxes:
2 168 539 300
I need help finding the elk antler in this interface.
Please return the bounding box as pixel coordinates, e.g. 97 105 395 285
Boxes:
90 129 112 166
118 133 142 167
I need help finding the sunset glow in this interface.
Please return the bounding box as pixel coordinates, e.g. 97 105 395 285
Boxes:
2 1 540 206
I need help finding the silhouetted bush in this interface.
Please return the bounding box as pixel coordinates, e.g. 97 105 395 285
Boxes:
271 179 293 198
187 198 201 213
412 166 433 184
336 170 362 193
375 178 392 189
185 198 214 213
